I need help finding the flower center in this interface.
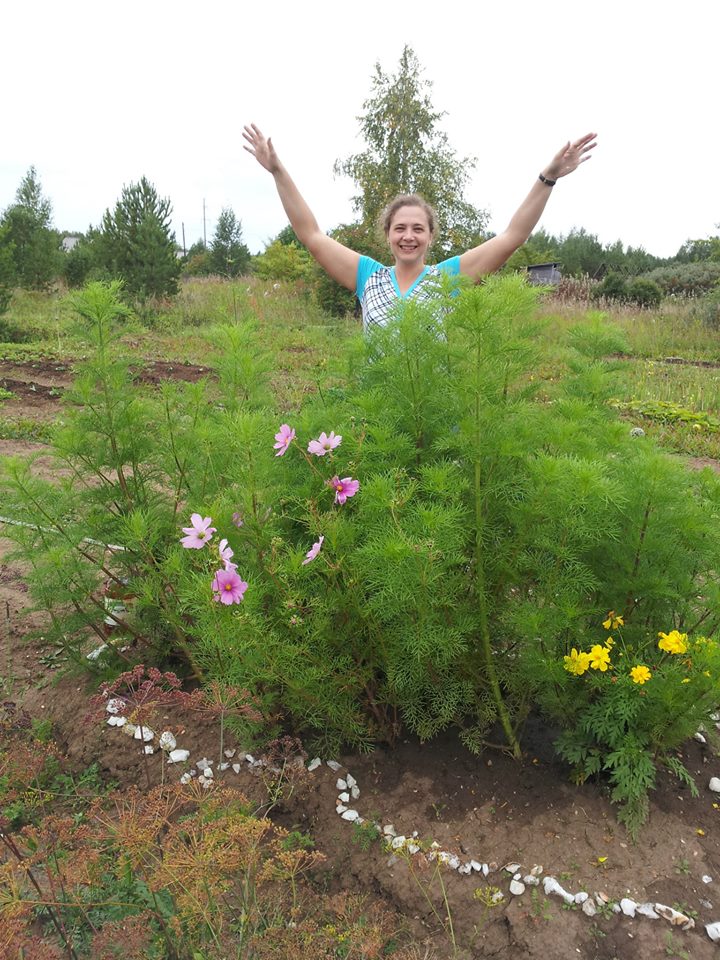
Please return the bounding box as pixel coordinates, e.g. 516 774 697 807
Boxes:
224 583 232 591
336 484 344 492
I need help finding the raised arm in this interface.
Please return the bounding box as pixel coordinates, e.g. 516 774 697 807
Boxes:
459 133 597 280
243 124 359 292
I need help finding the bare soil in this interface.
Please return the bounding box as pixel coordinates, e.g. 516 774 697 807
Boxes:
4 361 720 959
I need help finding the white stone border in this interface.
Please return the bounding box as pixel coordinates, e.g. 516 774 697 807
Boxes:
101 706 720 943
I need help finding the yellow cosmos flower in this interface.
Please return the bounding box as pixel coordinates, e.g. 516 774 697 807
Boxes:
658 630 688 655
605 637 615 648
564 648 591 676
589 644 612 672
603 611 624 630
681 678 691 684
630 665 651 685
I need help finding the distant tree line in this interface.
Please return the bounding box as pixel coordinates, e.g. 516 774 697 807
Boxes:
1 46 719 318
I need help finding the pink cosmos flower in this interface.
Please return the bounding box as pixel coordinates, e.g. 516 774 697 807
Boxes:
328 476 360 505
302 535 324 565
181 513 216 549
231 511 244 528
274 423 296 456
211 568 248 605
218 538 237 571
308 431 342 456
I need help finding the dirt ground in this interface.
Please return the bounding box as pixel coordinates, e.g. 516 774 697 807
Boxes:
4 357 720 959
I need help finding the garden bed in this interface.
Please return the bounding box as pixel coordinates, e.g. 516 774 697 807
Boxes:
4 530 720 959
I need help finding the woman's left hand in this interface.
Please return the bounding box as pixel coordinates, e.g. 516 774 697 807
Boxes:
543 132 597 180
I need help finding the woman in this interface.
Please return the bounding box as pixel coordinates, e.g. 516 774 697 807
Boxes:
243 123 596 330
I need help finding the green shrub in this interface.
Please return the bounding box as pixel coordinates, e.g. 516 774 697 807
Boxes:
591 271 627 302
626 277 662 308
5 277 720 835
253 240 315 283
643 261 720 297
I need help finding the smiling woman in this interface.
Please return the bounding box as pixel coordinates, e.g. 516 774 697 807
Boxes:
243 123 597 330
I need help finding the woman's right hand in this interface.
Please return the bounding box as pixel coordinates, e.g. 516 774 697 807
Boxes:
242 123 280 174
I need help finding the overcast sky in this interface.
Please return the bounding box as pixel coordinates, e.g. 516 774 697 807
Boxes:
2 0 717 259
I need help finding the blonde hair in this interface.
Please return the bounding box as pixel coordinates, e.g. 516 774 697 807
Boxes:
380 194 437 236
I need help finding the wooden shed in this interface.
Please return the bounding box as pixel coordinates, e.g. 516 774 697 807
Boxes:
526 261 562 285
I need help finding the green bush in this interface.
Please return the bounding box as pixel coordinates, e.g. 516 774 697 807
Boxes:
253 240 315 284
626 277 662 308
5 278 720 835
643 261 720 297
591 271 627 302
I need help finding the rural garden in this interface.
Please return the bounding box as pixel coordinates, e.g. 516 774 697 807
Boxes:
3 46 720 960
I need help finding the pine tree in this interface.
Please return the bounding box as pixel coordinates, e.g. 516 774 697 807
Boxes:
97 176 181 300
0 166 60 290
209 208 251 277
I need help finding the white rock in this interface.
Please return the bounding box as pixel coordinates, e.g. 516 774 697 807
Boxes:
383 824 396 837
575 892 589 904
345 773 357 788
224 748 236 758
133 725 154 742
338 792 350 803
245 754 255 764
144 745 154 754
351 785 360 800
620 898 637 917
695 732 707 744
203 766 214 779
86 643 109 661
355 817 365 825
167 748 190 764
219 762 229 771
438 853 460 870
703 875 713 884
196 758 213 771
470 860 483 872
504 862 521 874
232 763 241 774
106 715 122 726
490 890 504 904
406 842 420 855
523 875 540 887
458 863 473 875
336 778 347 791
106 698 126 714
198 775 212 789
481 863 490 876
336 804 347 814
391 835 407 849
158 731 176 752
636 903 659 919
582 899 597 917
709 778 720 793
341 809 359 822
655 904 694 930
510 879 526 896
530 865 543 877
706 921 720 942
307 757 322 771
179 773 192 784
326 760 342 771
543 877 575 905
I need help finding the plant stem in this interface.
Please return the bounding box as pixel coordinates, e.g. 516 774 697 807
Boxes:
472 347 521 759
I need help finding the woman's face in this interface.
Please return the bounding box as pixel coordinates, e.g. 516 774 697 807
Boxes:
387 205 433 265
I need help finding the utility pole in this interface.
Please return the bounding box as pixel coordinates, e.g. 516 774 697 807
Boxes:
181 222 186 257
203 199 207 248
